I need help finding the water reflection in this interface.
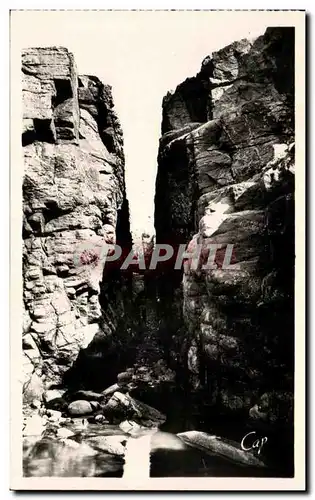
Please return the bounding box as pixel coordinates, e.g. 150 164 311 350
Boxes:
23 420 275 478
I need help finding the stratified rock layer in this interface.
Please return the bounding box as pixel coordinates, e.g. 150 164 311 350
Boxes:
155 28 295 430
22 47 130 399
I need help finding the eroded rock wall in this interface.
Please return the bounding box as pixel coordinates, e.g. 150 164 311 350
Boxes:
22 47 131 400
155 28 295 425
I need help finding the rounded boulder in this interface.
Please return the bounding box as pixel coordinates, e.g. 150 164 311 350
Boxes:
67 400 93 416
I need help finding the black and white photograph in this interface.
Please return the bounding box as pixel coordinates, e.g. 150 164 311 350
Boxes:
10 9 305 491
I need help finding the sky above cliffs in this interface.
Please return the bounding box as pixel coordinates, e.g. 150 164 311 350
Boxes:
13 10 293 241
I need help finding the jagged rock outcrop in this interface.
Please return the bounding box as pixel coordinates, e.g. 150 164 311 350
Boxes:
22 47 131 399
155 27 295 434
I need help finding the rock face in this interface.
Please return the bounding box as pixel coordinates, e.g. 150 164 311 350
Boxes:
22 47 131 398
155 27 295 431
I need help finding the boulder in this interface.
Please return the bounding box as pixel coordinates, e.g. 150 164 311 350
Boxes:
44 389 66 404
86 435 126 456
117 371 132 383
177 431 266 468
56 427 75 439
102 383 120 397
67 400 93 416
102 391 166 427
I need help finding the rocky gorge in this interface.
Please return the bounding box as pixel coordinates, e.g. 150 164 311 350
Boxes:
155 26 295 474
22 27 295 478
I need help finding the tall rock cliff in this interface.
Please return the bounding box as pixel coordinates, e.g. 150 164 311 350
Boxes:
155 27 295 435
22 47 131 400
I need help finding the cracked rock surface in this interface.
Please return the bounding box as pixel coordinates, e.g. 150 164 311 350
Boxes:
155 28 295 427
22 47 129 396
